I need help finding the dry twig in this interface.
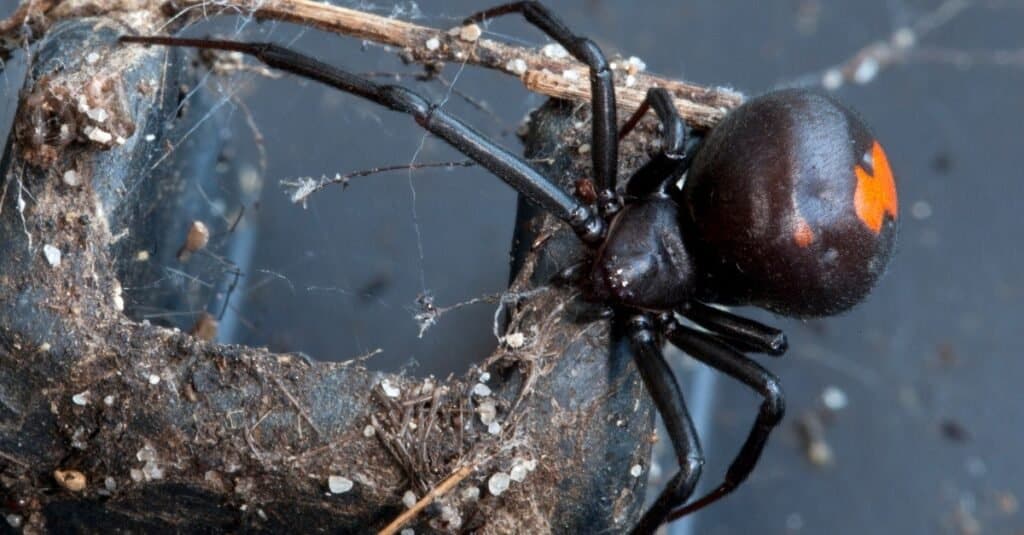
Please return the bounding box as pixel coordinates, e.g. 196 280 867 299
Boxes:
2 0 745 128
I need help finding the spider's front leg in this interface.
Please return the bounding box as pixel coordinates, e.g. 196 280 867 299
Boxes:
465 1 619 214
626 313 704 534
119 35 606 244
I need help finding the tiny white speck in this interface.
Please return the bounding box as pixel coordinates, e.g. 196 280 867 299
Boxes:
562 69 580 81
966 456 987 477
363 425 376 437
625 75 637 87
113 294 125 312
425 37 440 51
892 27 916 49
479 372 491 382
627 56 647 72
506 58 528 75
487 421 501 435
472 383 492 397
148 374 160 385
510 461 529 482
402 490 417 508
630 464 643 478
104 395 115 406
822 385 848 410
488 472 510 495
505 332 525 348
853 57 880 85
542 43 568 59
86 52 100 64
822 69 844 91
63 170 82 187
462 486 480 500
144 134 156 142
381 379 401 398
85 126 113 144
459 23 482 42
72 391 90 406
43 244 62 267
328 475 353 494
577 143 591 155
911 200 932 220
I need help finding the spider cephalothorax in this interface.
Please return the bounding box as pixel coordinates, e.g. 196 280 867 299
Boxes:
121 2 898 533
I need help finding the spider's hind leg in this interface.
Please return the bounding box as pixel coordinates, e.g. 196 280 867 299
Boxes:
626 313 704 534
664 319 786 520
679 301 789 356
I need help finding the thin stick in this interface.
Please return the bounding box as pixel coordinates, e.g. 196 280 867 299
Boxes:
19 0 744 129
377 464 474 535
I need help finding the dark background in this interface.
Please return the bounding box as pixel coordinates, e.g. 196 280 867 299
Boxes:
2 1 1022 533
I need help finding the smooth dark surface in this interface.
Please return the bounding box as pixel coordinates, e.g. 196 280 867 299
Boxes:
2 1 1023 534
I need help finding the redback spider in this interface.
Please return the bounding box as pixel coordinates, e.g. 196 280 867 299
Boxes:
121 1 899 532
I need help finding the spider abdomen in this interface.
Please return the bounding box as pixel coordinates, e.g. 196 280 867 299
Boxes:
683 89 898 317
590 198 695 310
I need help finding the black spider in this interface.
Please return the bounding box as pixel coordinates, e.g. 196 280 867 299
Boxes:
121 2 899 532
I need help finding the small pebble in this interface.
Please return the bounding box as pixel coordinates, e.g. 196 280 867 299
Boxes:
472 383 492 397
363 425 376 438
144 133 156 142
402 490 417 508
425 37 440 51
488 472 510 496
104 395 115 406
328 475 353 494
148 374 160 385
43 244 62 267
630 464 643 478
479 372 491 382
487 422 501 435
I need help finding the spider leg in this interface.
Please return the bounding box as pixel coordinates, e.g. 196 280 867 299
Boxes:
664 319 785 520
678 301 788 356
626 313 703 534
618 87 690 198
464 2 618 213
119 36 606 244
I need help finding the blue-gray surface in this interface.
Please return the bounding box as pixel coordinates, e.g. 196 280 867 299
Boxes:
1 1 1021 533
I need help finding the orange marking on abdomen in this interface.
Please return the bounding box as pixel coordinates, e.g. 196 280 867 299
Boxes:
854 141 899 234
793 217 814 248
